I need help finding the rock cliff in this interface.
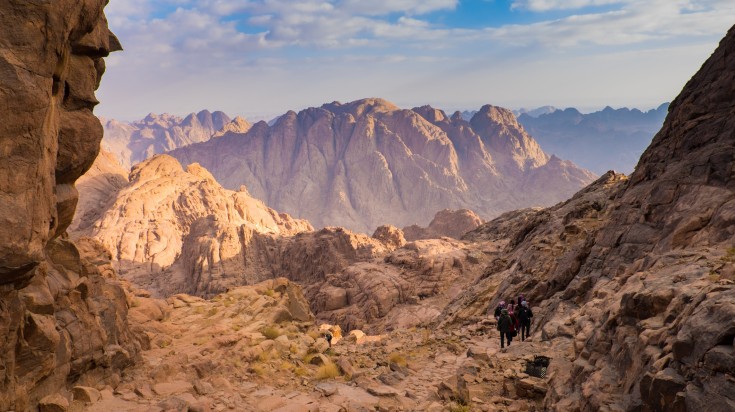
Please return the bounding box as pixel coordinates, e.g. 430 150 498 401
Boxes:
101 110 238 169
170 98 596 233
0 1 142 410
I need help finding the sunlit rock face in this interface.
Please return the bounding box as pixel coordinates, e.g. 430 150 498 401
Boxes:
170 98 596 234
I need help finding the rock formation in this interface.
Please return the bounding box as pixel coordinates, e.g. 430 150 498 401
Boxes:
0 1 143 410
169 98 596 233
76 154 313 295
101 110 236 169
438 24 735 411
402 208 484 241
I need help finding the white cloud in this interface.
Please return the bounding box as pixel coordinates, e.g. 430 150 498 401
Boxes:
511 0 624 12
338 0 458 15
97 0 735 120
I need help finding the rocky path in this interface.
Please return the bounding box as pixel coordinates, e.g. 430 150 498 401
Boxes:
65 278 556 412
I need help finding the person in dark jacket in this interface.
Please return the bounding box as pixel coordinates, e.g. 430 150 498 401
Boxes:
497 308 513 348
518 301 533 341
493 301 506 321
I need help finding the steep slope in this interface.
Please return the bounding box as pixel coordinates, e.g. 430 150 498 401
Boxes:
438 24 735 412
101 110 236 168
518 104 668 174
0 2 144 410
169 98 595 234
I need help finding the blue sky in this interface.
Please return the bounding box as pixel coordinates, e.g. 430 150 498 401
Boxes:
97 0 735 121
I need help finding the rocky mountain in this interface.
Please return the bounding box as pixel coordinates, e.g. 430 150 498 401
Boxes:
169 98 596 234
101 110 245 169
0 2 145 411
402 208 484 241
75 154 314 295
512 105 559 118
518 103 669 174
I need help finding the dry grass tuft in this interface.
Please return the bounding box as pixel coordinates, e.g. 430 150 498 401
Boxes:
388 352 407 367
262 326 281 340
315 361 341 380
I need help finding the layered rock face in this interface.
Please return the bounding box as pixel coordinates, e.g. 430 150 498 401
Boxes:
101 110 244 169
440 25 735 412
0 1 142 410
170 98 596 233
402 208 484 241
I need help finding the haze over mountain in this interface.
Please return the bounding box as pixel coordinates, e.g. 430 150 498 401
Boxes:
101 110 250 169
169 98 596 233
517 104 669 174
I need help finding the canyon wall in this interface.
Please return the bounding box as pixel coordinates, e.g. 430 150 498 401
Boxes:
0 1 142 410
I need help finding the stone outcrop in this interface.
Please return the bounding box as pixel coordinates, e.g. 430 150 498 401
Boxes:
0 2 147 410
101 110 236 169
78 154 313 296
169 98 596 233
402 209 484 241
438 24 735 412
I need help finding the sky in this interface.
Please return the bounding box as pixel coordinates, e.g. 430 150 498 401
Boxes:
97 0 735 121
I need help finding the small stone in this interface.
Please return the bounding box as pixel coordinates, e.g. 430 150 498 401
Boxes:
72 386 101 404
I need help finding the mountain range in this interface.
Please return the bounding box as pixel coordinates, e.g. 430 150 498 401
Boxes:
168 98 596 233
101 110 250 169
517 104 669 174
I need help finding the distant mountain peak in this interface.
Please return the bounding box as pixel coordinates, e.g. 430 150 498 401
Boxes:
168 98 595 233
102 110 233 168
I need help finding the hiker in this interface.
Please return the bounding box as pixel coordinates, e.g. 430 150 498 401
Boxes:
324 331 333 348
508 299 520 330
493 300 506 321
518 294 525 305
518 301 533 341
497 308 514 348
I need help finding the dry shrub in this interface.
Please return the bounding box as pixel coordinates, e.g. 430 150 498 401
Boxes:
262 326 281 340
388 352 407 367
315 361 340 380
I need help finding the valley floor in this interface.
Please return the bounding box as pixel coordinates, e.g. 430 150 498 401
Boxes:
76 282 553 412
